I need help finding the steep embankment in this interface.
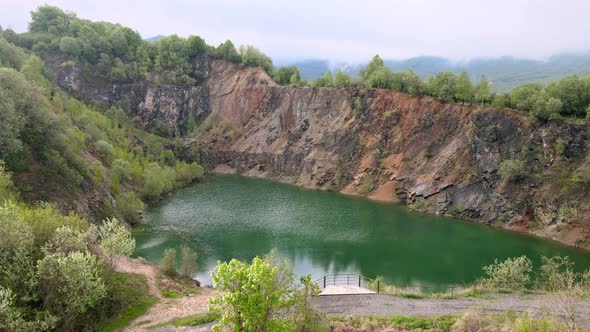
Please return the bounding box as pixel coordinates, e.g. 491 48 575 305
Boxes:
46 57 590 249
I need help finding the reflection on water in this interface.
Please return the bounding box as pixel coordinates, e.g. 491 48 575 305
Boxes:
134 175 590 286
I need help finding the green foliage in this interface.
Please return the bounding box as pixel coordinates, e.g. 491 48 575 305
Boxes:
454 71 474 103
293 274 324 332
240 45 273 73
142 162 176 200
149 312 219 328
427 71 457 102
481 256 532 291
365 66 395 89
0 202 37 303
161 248 177 276
0 161 19 202
273 66 303 86
555 139 566 156
115 191 144 225
37 252 106 330
474 75 492 104
334 70 353 87
498 159 527 182
210 252 297 332
42 226 87 255
179 245 198 278
210 40 241 62
95 218 135 266
311 70 334 87
511 83 544 112
532 91 562 122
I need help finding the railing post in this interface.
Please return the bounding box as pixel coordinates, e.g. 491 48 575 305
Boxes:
451 287 454 299
323 276 326 288
377 281 380 293
358 275 361 287
347 275 349 285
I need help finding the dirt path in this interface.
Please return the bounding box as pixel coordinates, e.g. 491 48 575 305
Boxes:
113 256 216 332
312 293 590 328
115 256 162 298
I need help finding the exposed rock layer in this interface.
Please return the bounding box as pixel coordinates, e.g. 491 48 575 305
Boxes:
46 56 590 249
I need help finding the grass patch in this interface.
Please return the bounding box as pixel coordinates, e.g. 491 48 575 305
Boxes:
162 289 183 299
331 315 456 332
95 272 159 332
401 293 427 299
149 312 219 328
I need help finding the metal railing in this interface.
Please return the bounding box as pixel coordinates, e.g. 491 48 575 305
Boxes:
313 274 467 297
314 274 374 290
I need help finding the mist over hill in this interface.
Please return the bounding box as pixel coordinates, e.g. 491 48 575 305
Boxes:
277 53 590 92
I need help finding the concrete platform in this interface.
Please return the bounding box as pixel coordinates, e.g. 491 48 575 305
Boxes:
319 285 376 295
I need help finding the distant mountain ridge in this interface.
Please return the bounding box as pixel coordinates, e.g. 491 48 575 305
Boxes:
145 34 166 43
281 53 590 92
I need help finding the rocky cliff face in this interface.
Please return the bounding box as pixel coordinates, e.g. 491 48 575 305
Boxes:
42 53 210 136
45 56 590 249
198 60 590 249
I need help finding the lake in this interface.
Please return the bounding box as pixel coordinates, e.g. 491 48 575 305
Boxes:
134 175 590 287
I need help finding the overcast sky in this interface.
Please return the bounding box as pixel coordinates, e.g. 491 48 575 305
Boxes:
2 0 590 62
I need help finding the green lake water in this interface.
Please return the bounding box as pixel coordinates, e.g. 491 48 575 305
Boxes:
134 175 590 286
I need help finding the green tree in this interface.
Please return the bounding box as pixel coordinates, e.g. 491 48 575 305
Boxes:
402 70 423 95
427 72 456 102
334 70 353 87
365 67 395 89
210 252 296 332
311 71 334 87
95 218 135 267
0 161 19 202
0 202 36 302
240 45 273 73
474 75 492 105
532 92 562 122
211 40 241 62
273 66 302 86
42 226 87 255
511 83 543 112
59 36 82 57
29 5 76 36
545 76 590 117
37 252 106 329
361 54 385 80
454 71 474 103
161 248 177 276
179 245 198 278
115 191 144 225
187 35 207 58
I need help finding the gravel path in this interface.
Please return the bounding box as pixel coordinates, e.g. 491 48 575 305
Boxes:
312 293 590 328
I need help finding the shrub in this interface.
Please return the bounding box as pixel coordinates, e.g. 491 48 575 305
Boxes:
37 252 106 330
210 252 296 332
555 139 566 156
161 248 177 276
115 192 144 225
42 226 87 255
481 255 532 291
142 163 176 200
179 245 198 278
95 140 114 161
95 218 135 267
498 159 527 182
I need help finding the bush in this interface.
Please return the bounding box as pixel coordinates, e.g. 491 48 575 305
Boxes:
498 159 527 182
94 218 135 267
161 248 177 276
210 252 296 332
95 140 114 161
115 192 144 225
179 245 198 278
42 226 87 255
481 255 532 291
37 252 106 330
